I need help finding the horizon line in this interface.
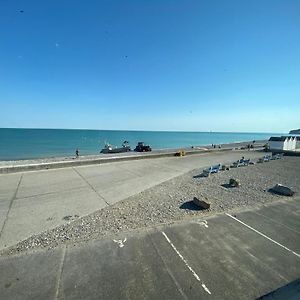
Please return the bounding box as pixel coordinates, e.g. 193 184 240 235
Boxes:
0 127 287 135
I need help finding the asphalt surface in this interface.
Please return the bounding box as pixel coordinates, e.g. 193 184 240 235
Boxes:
0 150 264 250
0 197 299 300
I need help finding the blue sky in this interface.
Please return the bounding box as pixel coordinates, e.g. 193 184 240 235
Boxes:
0 0 299 133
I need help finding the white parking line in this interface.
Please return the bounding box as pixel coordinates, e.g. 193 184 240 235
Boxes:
162 231 211 295
226 213 300 258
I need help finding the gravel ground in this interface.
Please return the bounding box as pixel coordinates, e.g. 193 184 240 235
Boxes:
2 155 299 256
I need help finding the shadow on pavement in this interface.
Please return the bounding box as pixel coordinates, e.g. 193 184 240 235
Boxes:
257 277 300 299
193 172 207 178
221 183 236 189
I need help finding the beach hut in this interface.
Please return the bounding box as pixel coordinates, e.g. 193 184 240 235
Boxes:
289 136 296 150
284 136 296 150
295 137 300 149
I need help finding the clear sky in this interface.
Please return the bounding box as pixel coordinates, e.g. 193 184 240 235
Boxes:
1 0 299 133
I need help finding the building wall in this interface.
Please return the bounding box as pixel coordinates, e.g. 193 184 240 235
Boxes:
269 141 284 150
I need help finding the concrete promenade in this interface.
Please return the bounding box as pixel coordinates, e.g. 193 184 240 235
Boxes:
0 150 263 250
0 197 299 299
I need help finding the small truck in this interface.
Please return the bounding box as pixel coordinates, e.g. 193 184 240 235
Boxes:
134 142 152 152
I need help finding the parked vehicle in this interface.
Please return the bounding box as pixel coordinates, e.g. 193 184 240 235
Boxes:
100 141 131 154
134 142 152 152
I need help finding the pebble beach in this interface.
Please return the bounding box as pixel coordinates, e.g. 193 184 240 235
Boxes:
3 154 299 256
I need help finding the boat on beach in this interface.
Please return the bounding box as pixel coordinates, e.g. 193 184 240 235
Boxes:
100 141 131 154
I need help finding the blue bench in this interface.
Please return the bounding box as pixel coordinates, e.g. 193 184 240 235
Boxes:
203 164 221 176
271 153 284 160
263 155 272 162
237 158 250 166
232 158 250 167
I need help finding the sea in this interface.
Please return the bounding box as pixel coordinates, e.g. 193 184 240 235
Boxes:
0 128 282 161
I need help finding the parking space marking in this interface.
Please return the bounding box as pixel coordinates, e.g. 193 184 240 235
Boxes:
113 238 127 248
162 231 211 295
196 220 208 228
226 213 300 258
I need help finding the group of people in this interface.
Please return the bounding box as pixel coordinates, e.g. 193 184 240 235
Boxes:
211 144 222 149
247 140 256 151
211 140 256 150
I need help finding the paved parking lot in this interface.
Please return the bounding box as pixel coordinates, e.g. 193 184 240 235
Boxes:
0 197 299 299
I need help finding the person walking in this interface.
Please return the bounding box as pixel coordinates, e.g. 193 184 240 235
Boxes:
75 148 80 158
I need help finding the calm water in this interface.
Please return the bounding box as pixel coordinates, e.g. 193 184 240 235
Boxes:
0 128 281 160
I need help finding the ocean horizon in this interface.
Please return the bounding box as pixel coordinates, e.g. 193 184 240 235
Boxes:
0 128 283 161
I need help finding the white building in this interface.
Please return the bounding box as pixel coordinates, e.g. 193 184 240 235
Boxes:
268 136 297 151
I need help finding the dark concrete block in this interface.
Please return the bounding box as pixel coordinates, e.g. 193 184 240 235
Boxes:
193 197 210 209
